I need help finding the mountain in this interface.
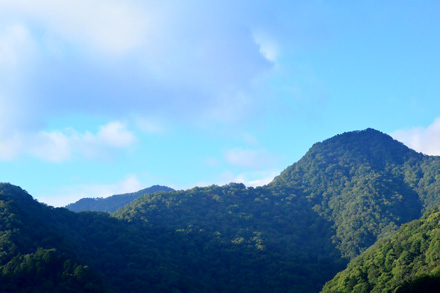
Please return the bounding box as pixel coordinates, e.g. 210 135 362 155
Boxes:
113 128 440 289
0 183 233 292
113 183 346 292
322 206 440 292
269 128 433 259
0 184 105 292
1 182 343 292
65 185 174 213
3 128 440 292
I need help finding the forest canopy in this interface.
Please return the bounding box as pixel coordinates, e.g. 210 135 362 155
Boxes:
3 129 440 292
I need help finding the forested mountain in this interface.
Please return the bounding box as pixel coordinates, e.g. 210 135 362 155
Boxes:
322 206 440 292
65 185 174 213
3 128 440 292
269 128 436 259
0 184 105 292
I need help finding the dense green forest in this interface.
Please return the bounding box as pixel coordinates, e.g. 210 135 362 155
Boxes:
322 206 440 292
65 185 173 213
3 128 440 291
0 183 344 292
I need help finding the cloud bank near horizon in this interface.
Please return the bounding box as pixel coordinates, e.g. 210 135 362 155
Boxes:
391 118 440 156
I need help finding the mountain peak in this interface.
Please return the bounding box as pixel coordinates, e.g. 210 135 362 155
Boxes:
309 128 418 165
271 128 422 188
320 128 397 148
0 183 34 203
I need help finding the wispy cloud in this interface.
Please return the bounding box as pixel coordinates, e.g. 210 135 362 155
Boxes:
0 0 151 55
96 121 136 148
391 118 440 155
229 170 278 187
0 24 34 71
0 121 136 162
195 170 278 189
224 148 277 169
0 0 275 134
0 133 21 161
253 31 279 63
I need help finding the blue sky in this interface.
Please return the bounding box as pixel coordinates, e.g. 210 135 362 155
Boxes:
1 1 440 206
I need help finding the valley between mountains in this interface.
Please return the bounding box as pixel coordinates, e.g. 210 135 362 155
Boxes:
2 128 440 292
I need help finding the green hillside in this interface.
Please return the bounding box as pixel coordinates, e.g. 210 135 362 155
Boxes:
3 129 440 292
113 128 440 289
269 128 432 258
65 185 174 213
0 184 105 292
322 206 440 292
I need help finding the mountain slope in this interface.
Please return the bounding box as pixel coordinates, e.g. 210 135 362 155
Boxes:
114 128 440 290
269 128 438 258
65 185 174 213
322 206 440 292
0 182 344 292
113 183 346 292
0 184 105 292
3 128 440 292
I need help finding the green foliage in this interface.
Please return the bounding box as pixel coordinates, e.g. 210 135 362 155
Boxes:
65 185 174 213
322 207 440 292
3 129 440 292
0 184 105 292
113 183 346 292
0 248 104 292
270 128 440 259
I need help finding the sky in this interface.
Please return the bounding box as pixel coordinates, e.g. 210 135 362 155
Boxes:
1 1 440 207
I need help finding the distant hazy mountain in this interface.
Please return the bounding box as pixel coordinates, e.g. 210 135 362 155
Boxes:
2 128 440 292
65 185 174 213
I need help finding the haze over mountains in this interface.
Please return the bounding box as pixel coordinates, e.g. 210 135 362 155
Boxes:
2 128 440 292
65 185 174 213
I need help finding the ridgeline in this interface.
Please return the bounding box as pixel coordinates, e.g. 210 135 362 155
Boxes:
2 129 440 291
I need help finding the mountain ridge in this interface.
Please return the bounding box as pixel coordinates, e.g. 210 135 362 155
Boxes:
3 128 440 291
65 185 174 213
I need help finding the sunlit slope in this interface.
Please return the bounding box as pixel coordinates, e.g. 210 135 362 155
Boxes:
270 128 440 258
322 206 440 292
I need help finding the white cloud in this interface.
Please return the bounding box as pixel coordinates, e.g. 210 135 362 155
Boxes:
253 31 279 62
195 170 278 189
30 130 72 162
245 175 276 187
0 24 34 71
225 148 277 169
97 121 136 148
0 0 276 135
0 24 36 133
0 0 151 55
227 171 276 187
0 133 21 160
391 118 440 155
0 121 136 162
